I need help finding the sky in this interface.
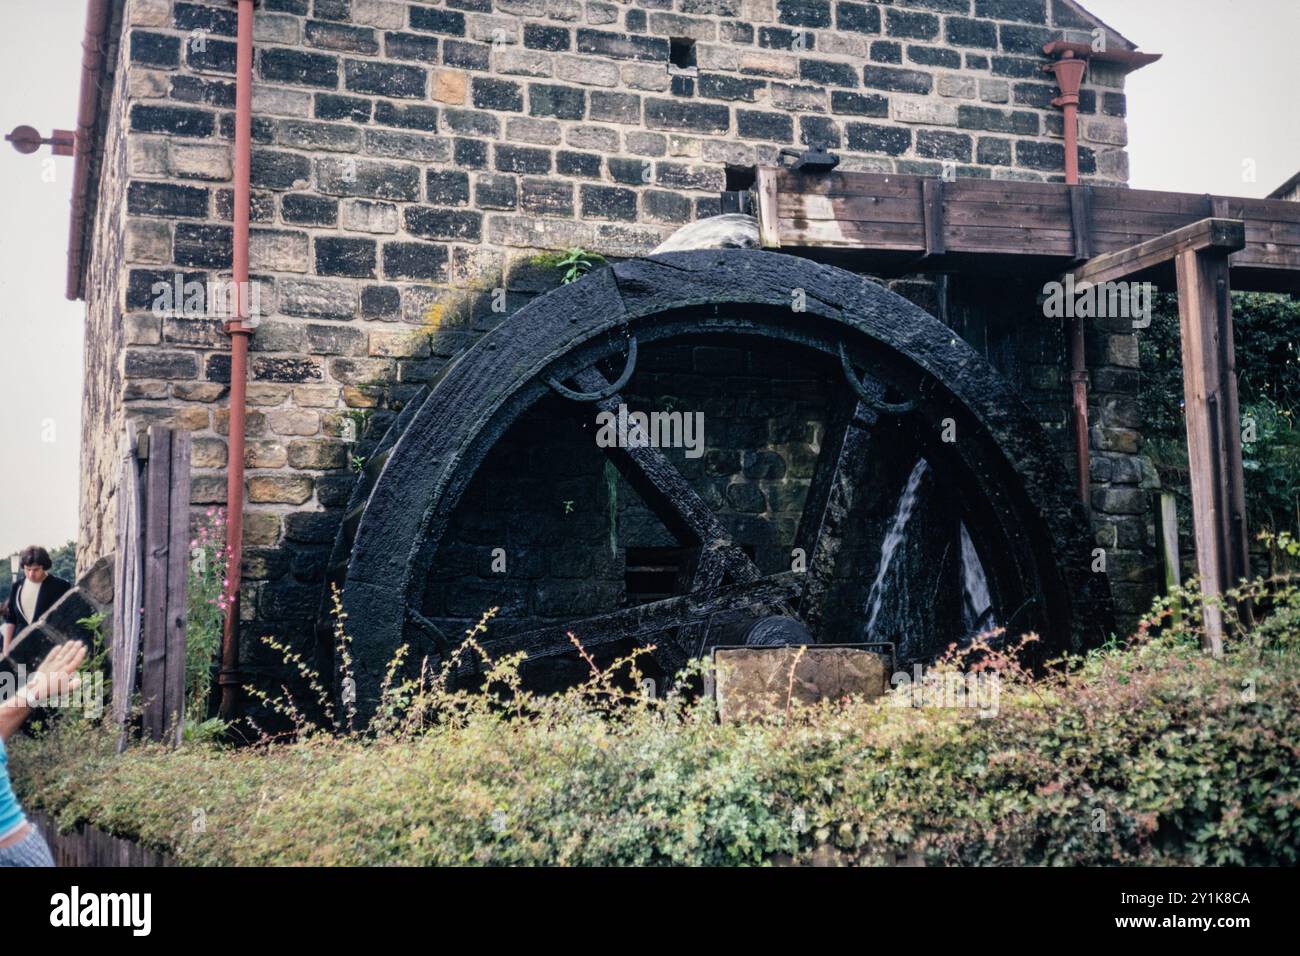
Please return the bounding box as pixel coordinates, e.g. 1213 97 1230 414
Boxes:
0 0 1297 564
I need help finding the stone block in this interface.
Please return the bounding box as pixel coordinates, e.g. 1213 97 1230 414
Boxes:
714 646 889 722
245 440 289 469
266 408 320 436
248 475 314 504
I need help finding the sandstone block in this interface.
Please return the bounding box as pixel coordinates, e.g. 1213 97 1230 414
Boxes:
714 647 889 722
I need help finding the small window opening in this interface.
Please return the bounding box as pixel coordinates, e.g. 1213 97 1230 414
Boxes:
725 164 757 192
669 37 697 72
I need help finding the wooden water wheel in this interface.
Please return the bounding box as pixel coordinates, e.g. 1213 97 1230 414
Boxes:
332 250 1112 713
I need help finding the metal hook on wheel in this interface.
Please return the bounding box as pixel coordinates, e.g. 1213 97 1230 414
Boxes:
838 342 917 415
547 336 638 402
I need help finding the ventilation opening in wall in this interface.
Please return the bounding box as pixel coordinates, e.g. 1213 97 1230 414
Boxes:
669 37 697 72
725 165 757 192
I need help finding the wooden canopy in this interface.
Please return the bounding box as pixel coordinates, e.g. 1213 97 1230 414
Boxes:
753 167 1300 294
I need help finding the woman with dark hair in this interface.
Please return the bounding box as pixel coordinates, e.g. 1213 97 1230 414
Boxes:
2 547 71 657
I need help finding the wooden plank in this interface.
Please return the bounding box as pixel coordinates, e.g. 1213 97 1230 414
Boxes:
1212 260 1252 599
755 166 781 248
163 429 191 747
922 178 945 257
1069 218 1246 287
776 217 924 250
1070 185 1093 260
111 423 143 752
757 168 1300 289
139 426 173 742
780 193 1072 228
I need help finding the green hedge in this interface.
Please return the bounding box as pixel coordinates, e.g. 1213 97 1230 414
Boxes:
13 614 1300 866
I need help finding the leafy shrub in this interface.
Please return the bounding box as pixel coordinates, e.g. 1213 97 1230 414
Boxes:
1140 291 1300 545
11 583 1300 866
185 508 228 727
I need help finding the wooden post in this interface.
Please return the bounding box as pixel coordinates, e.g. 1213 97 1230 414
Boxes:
1175 246 1250 656
1065 219 1249 657
1154 490 1182 626
111 423 144 752
753 166 781 249
139 425 191 746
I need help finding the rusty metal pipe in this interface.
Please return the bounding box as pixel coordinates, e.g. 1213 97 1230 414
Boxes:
65 0 112 301
219 0 257 722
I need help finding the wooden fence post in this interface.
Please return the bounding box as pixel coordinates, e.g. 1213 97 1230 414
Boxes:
139 425 191 746
111 423 145 753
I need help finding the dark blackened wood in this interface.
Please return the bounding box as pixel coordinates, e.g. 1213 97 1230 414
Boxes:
470 573 805 670
1070 185 1093 260
341 250 1112 717
795 392 878 637
572 367 761 584
139 425 189 746
922 178 945 257
31 810 175 867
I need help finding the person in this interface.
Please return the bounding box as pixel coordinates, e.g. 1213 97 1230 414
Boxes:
0 640 87 866
3 546 72 657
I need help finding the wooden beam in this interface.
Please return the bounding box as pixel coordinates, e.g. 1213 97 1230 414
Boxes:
758 169 1300 291
1175 244 1251 656
463 572 805 672
754 166 781 249
571 367 760 584
111 422 143 753
794 392 878 638
1068 217 1245 287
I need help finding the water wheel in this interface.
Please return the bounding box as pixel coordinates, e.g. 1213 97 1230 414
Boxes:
333 250 1111 713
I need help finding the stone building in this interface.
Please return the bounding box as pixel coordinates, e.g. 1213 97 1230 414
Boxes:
69 0 1155 695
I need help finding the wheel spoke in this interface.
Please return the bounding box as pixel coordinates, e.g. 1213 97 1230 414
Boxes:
569 366 760 584
459 572 804 674
795 389 881 637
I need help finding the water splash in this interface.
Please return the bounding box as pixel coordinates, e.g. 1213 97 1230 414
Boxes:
959 521 995 635
863 458 929 639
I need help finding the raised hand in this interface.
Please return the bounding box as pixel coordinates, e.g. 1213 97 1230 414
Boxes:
25 641 88 705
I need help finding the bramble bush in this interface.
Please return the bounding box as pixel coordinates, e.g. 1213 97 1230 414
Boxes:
11 580 1300 866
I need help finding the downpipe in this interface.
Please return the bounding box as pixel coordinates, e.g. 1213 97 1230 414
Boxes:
218 0 257 722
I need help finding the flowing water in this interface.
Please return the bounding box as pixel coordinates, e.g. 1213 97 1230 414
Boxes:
863 459 930 639
959 521 995 635
862 459 997 651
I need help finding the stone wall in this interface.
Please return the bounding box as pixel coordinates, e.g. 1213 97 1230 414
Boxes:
78 3 132 572
79 0 1150 668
